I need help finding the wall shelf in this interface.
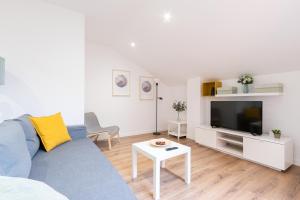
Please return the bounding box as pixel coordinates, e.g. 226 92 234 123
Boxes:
202 81 222 96
215 92 283 97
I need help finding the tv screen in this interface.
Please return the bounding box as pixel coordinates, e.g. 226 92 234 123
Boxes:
211 101 262 135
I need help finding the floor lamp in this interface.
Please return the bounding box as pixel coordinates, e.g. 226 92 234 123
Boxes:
153 82 163 135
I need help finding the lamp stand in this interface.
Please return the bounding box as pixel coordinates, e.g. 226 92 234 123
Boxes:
153 82 162 135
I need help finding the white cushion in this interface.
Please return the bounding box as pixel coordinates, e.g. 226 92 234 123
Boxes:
0 176 69 200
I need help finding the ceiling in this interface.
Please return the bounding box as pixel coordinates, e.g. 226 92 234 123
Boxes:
45 0 300 85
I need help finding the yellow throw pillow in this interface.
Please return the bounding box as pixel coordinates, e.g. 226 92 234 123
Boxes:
30 113 71 152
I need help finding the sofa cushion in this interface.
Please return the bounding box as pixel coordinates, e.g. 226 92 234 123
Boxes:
29 138 136 200
67 125 87 140
30 113 71 152
14 114 40 158
0 121 31 178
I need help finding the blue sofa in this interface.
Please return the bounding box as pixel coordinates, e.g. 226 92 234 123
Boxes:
0 117 136 200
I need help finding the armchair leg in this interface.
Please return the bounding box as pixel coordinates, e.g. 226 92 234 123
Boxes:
89 134 99 143
108 137 112 150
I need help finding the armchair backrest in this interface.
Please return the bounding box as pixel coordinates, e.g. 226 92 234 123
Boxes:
84 112 101 133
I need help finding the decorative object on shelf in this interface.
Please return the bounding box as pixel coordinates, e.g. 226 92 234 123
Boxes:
0 57 5 85
139 76 154 100
272 129 281 139
217 87 238 95
112 69 130 96
172 101 187 121
210 87 215 96
202 81 222 96
255 83 283 93
237 74 253 93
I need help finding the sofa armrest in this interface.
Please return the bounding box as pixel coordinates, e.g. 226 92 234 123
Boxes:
67 125 87 140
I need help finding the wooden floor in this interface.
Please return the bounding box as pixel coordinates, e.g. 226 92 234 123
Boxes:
96 133 300 200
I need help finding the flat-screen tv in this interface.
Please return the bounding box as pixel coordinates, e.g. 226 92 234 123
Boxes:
211 101 262 135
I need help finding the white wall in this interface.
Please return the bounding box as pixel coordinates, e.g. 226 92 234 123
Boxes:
186 77 202 140
85 43 186 137
0 0 85 124
189 71 300 165
158 85 187 130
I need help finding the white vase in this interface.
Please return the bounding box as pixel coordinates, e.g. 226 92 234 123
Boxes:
177 112 181 121
243 84 249 93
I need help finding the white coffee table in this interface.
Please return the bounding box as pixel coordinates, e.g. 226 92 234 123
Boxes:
132 139 191 200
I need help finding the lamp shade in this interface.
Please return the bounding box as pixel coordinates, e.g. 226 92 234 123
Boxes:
0 57 4 85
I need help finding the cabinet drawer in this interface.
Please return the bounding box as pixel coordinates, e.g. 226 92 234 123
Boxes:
244 137 284 170
195 128 216 148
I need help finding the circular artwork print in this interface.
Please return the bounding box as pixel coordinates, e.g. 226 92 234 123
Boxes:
142 81 152 93
115 74 128 88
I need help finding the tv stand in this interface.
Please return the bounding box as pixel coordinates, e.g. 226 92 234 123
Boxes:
195 125 293 171
250 132 259 136
216 131 243 157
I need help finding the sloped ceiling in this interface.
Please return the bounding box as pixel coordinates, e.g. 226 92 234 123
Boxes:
45 0 300 85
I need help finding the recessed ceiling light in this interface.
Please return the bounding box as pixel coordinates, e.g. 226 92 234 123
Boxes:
163 12 172 23
130 42 136 47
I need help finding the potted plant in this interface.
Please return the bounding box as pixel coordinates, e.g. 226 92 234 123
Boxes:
272 129 281 139
172 101 187 121
237 74 254 93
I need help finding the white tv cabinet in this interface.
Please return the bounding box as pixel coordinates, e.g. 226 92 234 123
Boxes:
195 125 293 171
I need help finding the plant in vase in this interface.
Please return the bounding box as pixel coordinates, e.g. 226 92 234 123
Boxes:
237 74 253 93
172 101 187 121
272 129 281 139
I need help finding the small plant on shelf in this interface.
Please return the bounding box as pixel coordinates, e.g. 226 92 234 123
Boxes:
172 101 187 121
237 74 254 93
272 129 281 139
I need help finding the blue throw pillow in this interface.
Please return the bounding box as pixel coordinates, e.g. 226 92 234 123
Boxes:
0 121 31 178
14 114 40 158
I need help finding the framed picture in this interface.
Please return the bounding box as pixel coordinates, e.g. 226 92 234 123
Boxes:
139 76 154 100
112 70 130 96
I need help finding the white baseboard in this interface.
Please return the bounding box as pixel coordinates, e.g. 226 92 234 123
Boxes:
294 158 300 167
119 129 167 138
